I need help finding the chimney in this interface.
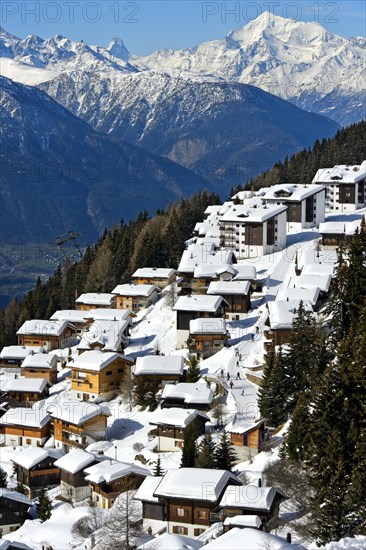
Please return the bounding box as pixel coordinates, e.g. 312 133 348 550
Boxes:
286 533 292 544
258 478 262 487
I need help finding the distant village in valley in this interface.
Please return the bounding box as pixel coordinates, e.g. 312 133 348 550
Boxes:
0 161 365 550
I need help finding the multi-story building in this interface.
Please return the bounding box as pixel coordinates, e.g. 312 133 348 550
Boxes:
219 203 287 259
131 268 176 289
21 352 58 384
16 320 76 351
112 284 161 312
312 161 366 213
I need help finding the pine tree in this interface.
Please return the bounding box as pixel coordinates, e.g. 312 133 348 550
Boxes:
0 467 7 488
180 424 198 468
285 394 311 462
258 348 288 427
186 356 201 383
195 434 216 469
16 481 27 494
153 456 165 477
36 487 52 522
214 431 237 471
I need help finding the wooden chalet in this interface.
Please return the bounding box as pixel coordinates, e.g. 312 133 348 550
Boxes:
111 284 160 312
226 419 267 462
0 490 32 536
160 381 214 410
84 460 150 509
0 407 51 447
189 317 229 359
133 355 184 389
75 293 116 310
131 268 176 289
0 346 43 370
149 408 208 452
0 378 50 407
12 447 63 498
54 449 98 503
16 320 76 351
207 281 251 320
20 352 58 384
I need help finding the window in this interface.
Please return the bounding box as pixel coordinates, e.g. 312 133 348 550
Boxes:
177 508 185 517
173 526 188 535
174 440 180 447
194 528 205 536
117 369 124 373
106 371 112 376
77 393 81 398
26 438 31 444
197 510 206 519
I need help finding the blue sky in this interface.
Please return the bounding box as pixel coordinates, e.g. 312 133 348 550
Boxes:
1 1 365 54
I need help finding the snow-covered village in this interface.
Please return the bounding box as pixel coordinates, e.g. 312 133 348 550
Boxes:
0 157 365 550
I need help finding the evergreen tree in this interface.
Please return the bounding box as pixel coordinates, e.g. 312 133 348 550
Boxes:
258 348 288 426
214 431 237 471
285 394 311 462
36 487 52 522
195 434 216 469
0 467 7 488
186 356 201 383
153 456 165 477
180 424 198 468
16 481 27 494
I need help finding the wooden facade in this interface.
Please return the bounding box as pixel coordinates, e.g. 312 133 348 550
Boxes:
14 459 60 499
133 372 183 389
53 414 108 451
263 327 292 352
176 305 227 332
0 493 31 536
132 274 176 289
17 325 76 350
229 422 266 452
2 386 50 408
90 472 146 509
21 364 57 384
2 423 51 447
151 415 207 452
190 332 228 359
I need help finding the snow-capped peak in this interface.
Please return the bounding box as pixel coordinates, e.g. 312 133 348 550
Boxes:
107 36 130 61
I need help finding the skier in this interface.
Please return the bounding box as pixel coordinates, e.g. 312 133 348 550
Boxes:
241 389 245 396
236 361 240 368
227 372 230 380
236 372 241 380
220 369 224 377
230 380 234 389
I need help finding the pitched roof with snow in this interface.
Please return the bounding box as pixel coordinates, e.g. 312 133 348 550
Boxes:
178 248 233 274
11 447 63 470
193 264 236 278
276 287 320 306
189 317 227 335
223 515 262 528
220 202 287 224
84 460 150 484
54 450 97 473
112 284 160 297
21 352 58 369
312 161 366 184
262 183 325 202
232 265 257 281
71 350 132 371
150 408 208 428
50 310 88 323
134 355 184 376
138 533 203 550
289 273 331 293
219 485 284 511
0 407 50 428
153 468 240 501
76 293 115 306
173 295 227 313
267 300 314 330
204 527 300 549
225 418 266 435
2 377 49 393
77 320 130 352
161 381 214 405
47 400 110 425
132 268 176 279
16 320 71 336
0 345 43 360
0 489 32 506
82 309 134 322
134 475 163 503
207 280 251 296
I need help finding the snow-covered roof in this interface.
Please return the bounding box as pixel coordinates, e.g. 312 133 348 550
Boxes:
220 202 287 224
189 317 227 335
71 350 132 371
134 475 163 503
161 381 214 405
154 468 239 501
82 308 134 322
21 352 57 369
204 527 300 549
16 319 71 336
0 541 34 550
0 407 50 428
276 287 320 306
312 161 366 184
193 263 236 278
173 295 227 313
219 485 283 511
178 248 233 274
132 268 176 279
301 263 335 278
0 345 43 360
84 460 150 484
54 449 96 473
12 447 63 470
207 280 251 296
204 205 222 216
262 183 325 202
47 400 111 425
289 273 331 293
319 219 364 236
50 310 88 323
150 408 208 428
225 418 266 435
112 284 160 297
76 293 115 306
134 355 184 376
2 377 49 393
267 300 314 330
223 515 262 528
138 533 203 550
0 489 32 506
232 265 256 281
77 320 130 352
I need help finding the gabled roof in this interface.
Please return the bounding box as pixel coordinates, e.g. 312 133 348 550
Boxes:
220 202 287 224
276 287 320 306
232 265 257 281
207 280 251 296
0 407 50 428
2 377 50 393
219 485 285 511
150 408 209 428
112 284 160 297
161 381 214 405
267 300 314 330
262 183 325 202
189 317 227 335
54 449 96 474
84 460 150 484
134 355 184 376
0 489 32 506
132 268 176 279
312 161 366 184
223 515 262 528
47 400 111 425
70 350 133 371
76 293 115 306
173 295 227 313
153 468 240 501
225 418 266 435
16 320 71 336
193 263 236 278
12 447 64 470
178 248 233 274
289 274 331 293
77 320 130 352
0 345 43 360
204 527 301 549
82 308 134 322
21 352 58 369
138 533 203 550
50 310 88 323
134 475 163 503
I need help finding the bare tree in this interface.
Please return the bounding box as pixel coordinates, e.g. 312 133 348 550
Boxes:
164 283 177 309
119 365 135 410
71 507 106 543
